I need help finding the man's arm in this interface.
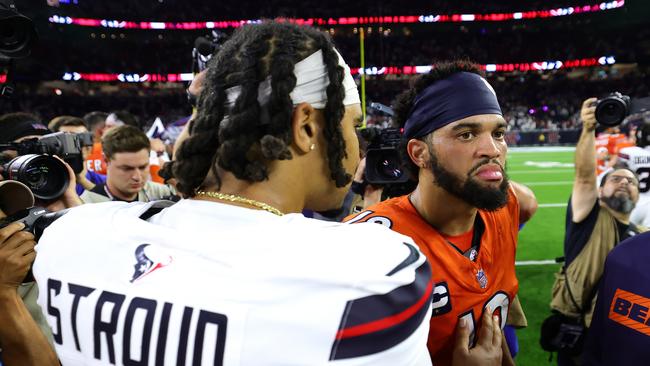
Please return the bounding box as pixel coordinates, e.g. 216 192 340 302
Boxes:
510 181 537 225
75 164 96 191
0 222 58 366
572 98 599 223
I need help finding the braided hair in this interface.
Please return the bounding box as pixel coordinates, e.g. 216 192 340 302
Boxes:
392 60 484 180
172 22 351 197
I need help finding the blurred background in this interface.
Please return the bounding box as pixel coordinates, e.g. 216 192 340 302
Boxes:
2 0 649 145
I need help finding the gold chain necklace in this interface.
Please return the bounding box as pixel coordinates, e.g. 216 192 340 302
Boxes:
195 191 284 216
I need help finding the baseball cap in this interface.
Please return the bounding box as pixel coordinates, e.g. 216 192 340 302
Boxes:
0 113 50 143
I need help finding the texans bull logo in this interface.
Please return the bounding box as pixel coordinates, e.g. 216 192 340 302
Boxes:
130 243 173 283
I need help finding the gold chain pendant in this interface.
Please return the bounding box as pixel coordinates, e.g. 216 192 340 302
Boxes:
195 191 284 216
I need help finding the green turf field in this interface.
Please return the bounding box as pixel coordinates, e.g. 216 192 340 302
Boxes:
507 148 575 365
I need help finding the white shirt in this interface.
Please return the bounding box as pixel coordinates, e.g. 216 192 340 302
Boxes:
34 199 432 365
618 146 650 227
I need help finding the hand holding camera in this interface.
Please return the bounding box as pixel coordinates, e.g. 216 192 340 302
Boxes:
591 92 650 127
0 221 35 291
580 98 598 132
0 180 71 283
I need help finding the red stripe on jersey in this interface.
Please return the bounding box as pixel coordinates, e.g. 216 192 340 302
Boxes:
335 277 434 339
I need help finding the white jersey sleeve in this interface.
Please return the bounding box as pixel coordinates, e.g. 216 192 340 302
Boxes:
33 200 432 366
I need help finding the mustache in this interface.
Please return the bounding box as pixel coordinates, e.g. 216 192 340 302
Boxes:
468 158 505 176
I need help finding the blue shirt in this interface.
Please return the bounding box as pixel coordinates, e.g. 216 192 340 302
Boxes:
75 170 106 195
583 231 650 366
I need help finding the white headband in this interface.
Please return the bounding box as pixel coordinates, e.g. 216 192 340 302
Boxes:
225 49 360 111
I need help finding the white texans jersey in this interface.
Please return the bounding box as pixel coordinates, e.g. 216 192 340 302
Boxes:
34 200 432 366
618 146 650 227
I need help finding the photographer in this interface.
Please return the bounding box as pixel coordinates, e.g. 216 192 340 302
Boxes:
0 221 58 366
49 116 107 195
0 113 83 211
547 98 647 365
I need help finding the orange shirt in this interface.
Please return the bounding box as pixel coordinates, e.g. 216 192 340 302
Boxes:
344 188 520 365
614 139 635 155
607 133 627 155
85 142 107 175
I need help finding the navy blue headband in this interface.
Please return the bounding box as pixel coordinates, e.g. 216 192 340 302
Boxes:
403 72 502 139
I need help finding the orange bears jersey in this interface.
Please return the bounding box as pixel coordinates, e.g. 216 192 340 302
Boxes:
595 136 610 175
344 187 520 365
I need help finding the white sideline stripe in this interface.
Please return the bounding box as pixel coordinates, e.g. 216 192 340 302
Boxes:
509 169 574 174
538 203 566 208
516 260 558 266
520 181 573 186
509 146 576 152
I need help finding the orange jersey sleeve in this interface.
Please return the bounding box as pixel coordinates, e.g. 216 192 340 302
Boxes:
607 133 626 155
344 188 520 365
614 140 635 155
85 142 107 175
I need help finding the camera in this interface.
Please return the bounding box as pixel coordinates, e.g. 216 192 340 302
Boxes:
0 132 90 200
361 127 417 198
595 92 650 127
0 0 37 99
0 0 37 59
192 30 228 73
0 206 68 282
364 127 409 185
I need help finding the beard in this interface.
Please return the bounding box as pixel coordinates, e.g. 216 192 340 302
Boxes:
427 152 510 211
601 194 635 214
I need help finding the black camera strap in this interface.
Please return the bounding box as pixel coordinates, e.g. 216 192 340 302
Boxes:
138 200 176 221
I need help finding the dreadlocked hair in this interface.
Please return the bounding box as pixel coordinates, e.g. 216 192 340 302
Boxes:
392 59 483 180
172 22 350 197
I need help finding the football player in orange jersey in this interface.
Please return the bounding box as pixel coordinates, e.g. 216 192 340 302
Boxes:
345 61 538 366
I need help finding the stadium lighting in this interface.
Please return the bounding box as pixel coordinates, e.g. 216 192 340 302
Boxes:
45 56 617 84
47 1 626 30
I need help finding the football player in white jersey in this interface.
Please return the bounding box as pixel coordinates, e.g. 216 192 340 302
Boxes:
617 120 650 227
26 22 506 366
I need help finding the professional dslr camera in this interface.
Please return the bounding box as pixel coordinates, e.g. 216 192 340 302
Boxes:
0 132 92 200
0 206 66 241
0 206 68 282
595 92 650 127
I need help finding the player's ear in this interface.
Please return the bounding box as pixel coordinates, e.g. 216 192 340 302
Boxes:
407 139 430 168
291 102 320 154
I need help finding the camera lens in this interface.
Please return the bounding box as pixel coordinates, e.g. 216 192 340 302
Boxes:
596 96 629 127
4 154 69 200
378 158 404 179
